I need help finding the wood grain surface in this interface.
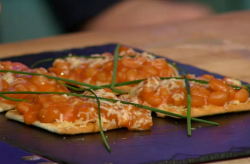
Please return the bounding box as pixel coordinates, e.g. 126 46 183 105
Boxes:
1 11 250 83
0 10 250 163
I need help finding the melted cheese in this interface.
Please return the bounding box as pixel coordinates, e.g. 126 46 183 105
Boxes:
172 93 184 101
161 79 184 92
140 52 155 60
228 100 240 105
2 72 15 84
65 56 87 69
62 94 69 99
65 54 112 69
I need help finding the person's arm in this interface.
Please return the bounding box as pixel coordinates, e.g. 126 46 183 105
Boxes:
83 0 212 31
48 0 121 32
48 0 212 32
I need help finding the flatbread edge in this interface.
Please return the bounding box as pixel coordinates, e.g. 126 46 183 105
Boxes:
0 103 15 113
5 110 120 135
156 101 250 118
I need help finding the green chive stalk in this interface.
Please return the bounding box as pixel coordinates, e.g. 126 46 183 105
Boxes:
183 75 192 136
111 44 120 91
87 89 111 151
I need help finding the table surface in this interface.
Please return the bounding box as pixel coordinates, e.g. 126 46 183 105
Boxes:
1 10 250 164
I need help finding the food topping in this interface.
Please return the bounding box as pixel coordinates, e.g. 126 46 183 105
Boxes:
0 61 69 105
49 47 178 86
130 75 249 108
16 89 152 131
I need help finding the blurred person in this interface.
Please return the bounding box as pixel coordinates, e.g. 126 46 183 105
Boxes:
48 0 212 32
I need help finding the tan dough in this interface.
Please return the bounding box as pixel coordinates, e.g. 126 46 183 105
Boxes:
6 110 120 135
0 103 15 113
156 101 250 118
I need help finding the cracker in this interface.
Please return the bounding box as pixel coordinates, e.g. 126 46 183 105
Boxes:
156 101 250 118
6 110 120 135
0 103 15 113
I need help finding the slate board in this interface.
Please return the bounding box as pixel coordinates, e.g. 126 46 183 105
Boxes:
0 44 250 164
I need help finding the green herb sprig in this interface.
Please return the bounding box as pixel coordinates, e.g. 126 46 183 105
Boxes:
0 70 103 90
168 63 188 75
183 75 192 136
0 93 28 102
57 81 86 92
110 44 120 91
87 89 111 151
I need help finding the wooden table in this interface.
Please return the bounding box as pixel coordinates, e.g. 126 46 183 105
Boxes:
1 10 250 164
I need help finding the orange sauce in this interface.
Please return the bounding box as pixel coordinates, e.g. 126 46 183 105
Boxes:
0 61 69 106
16 91 152 130
137 75 249 108
49 47 176 86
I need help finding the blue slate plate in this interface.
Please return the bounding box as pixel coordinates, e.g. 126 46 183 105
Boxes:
0 140 53 163
0 44 250 164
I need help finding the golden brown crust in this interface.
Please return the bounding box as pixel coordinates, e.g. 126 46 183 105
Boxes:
0 103 15 113
156 101 250 118
5 110 120 135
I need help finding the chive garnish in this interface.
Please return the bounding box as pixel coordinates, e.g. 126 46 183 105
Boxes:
0 91 218 126
31 58 55 68
101 77 210 88
0 93 28 102
110 89 124 94
2 68 244 94
243 84 250 88
87 89 111 152
102 77 250 92
183 75 192 136
230 85 250 92
0 70 126 94
0 70 102 90
57 81 86 92
168 63 188 75
110 44 120 91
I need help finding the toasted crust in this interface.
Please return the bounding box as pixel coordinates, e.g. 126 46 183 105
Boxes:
156 101 250 118
0 103 15 113
5 110 120 135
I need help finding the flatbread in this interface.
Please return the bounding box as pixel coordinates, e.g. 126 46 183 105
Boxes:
156 100 250 118
5 89 152 134
6 110 120 135
128 76 250 118
0 103 15 113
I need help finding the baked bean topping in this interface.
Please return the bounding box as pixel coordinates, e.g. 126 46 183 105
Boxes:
0 61 69 106
16 89 152 130
49 47 178 86
131 76 249 108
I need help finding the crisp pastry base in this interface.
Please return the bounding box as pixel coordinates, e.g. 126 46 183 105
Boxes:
5 110 120 135
156 101 250 118
0 103 15 113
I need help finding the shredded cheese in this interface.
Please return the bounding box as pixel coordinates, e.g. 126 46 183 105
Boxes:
2 72 15 84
